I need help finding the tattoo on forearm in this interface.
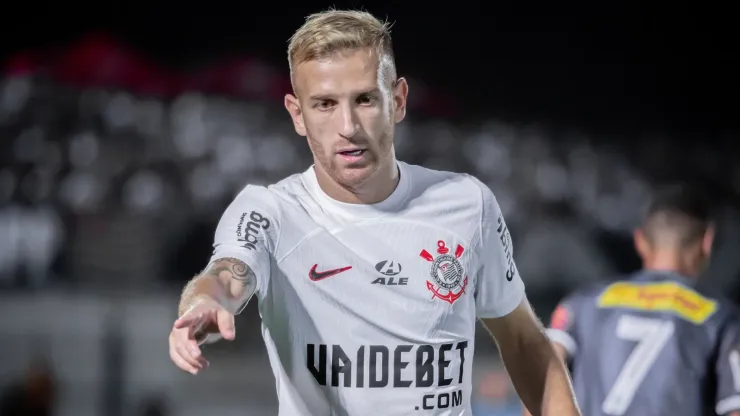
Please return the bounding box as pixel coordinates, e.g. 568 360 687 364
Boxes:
207 258 254 286
178 258 257 316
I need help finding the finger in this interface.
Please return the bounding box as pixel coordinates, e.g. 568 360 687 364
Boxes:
170 346 199 375
178 337 209 368
184 340 209 368
217 309 236 341
186 338 203 357
175 341 204 369
197 356 210 369
194 329 215 346
191 312 213 337
174 312 201 330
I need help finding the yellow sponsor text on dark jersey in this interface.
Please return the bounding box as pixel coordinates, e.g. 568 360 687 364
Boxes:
597 281 718 324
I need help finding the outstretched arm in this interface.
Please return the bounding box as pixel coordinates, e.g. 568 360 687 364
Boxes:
481 299 580 416
171 185 276 373
170 258 258 373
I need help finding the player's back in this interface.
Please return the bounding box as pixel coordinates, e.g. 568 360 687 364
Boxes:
553 270 738 416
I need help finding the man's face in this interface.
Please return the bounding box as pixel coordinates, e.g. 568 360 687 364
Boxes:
285 48 407 188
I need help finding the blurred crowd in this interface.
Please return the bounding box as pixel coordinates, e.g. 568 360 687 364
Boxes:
2 66 740 296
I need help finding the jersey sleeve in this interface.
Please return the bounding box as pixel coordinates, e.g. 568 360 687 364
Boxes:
545 295 582 358
716 313 740 415
469 177 526 318
208 185 281 296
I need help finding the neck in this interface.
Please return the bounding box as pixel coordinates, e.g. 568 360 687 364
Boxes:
644 250 703 278
315 157 400 204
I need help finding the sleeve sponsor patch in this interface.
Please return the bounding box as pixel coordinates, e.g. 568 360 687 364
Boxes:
496 214 517 282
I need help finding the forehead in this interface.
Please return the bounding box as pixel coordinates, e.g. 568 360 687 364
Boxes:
294 48 382 97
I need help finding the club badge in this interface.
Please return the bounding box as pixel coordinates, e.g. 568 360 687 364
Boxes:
420 240 468 304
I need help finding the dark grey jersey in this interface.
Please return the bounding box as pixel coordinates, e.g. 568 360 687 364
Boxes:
547 270 740 416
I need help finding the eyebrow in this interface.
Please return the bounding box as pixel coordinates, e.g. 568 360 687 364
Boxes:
308 87 382 101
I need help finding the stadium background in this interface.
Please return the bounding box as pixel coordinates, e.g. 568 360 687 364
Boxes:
0 1 738 415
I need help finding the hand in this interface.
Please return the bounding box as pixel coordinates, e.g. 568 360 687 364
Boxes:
168 297 236 374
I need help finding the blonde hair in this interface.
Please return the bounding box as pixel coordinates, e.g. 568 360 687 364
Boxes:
288 9 396 83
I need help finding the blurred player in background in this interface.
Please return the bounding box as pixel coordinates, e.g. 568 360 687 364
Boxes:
168 8 580 416
537 185 740 416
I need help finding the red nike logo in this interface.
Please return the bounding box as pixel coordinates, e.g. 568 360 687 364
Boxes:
309 264 352 281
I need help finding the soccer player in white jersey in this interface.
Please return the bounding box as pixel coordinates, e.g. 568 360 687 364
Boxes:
168 9 581 416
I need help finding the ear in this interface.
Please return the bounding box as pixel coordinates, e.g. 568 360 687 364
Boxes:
392 77 408 123
634 228 650 261
702 224 715 256
284 93 307 137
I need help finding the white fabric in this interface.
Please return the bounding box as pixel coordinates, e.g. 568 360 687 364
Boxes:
545 328 578 356
210 162 526 416
717 395 740 415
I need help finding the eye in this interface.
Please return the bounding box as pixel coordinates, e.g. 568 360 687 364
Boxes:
357 94 377 105
314 100 335 110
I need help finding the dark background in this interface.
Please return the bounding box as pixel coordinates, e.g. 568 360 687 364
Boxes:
5 1 738 129
0 2 738 415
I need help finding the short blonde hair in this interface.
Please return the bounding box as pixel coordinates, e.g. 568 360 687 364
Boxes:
288 9 396 82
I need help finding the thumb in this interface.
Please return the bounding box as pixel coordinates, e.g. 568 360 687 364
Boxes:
217 309 236 341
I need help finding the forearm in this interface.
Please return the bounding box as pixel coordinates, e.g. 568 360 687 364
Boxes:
504 334 578 416
178 258 256 316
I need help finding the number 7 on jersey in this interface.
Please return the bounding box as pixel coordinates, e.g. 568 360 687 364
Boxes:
602 315 675 415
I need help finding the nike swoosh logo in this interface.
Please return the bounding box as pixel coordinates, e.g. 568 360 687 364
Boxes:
309 264 353 281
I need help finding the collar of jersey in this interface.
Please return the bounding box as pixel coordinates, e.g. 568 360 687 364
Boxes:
302 161 411 219
641 269 696 286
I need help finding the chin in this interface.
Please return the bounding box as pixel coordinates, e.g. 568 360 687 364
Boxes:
333 163 378 187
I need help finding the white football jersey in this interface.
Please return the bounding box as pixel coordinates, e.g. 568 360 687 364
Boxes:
209 161 525 416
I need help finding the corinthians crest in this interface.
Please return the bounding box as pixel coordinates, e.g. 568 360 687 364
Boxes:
420 240 468 304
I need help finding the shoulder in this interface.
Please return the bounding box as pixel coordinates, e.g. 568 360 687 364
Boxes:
222 175 306 230
694 283 739 313
230 172 308 212
682 286 740 340
711 293 740 328
549 281 612 335
215 181 291 251
402 162 498 212
404 162 490 194
558 279 616 310
228 184 280 215
269 172 308 197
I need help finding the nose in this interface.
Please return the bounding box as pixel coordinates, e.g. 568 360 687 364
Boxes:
337 102 359 139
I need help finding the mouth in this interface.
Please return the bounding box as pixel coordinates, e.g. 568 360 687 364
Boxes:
336 148 368 162
338 149 366 157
